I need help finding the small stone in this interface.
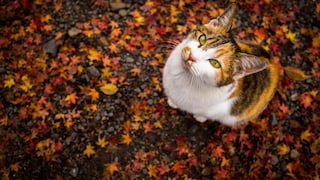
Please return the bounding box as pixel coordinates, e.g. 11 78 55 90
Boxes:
68 27 82 37
290 149 300 159
125 56 135 63
69 167 78 177
43 39 58 56
119 9 127 17
87 66 100 77
110 2 127 11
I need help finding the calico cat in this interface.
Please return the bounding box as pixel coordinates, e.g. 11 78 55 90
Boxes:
162 4 279 126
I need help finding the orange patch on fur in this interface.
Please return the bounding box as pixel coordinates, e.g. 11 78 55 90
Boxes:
238 63 279 121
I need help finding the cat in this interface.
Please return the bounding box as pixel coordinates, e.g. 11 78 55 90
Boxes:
162 4 279 126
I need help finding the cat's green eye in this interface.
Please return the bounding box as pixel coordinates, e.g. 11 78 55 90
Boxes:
209 59 221 68
199 34 206 45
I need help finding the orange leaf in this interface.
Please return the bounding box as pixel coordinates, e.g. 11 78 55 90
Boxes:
105 161 119 175
108 43 119 53
65 93 78 105
147 164 158 178
130 67 142 76
88 88 99 101
64 120 74 130
120 133 132 146
284 66 311 81
172 160 186 175
83 144 95 157
300 93 313 108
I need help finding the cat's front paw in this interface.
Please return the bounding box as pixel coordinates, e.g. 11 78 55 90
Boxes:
193 115 207 122
167 98 178 109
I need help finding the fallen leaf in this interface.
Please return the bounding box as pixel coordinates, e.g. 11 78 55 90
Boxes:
147 164 158 178
100 83 118 95
278 144 290 155
105 161 119 175
97 136 108 148
83 144 95 157
120 133 132 146
284 66 311 81
172 160 186 175
300 128 314 142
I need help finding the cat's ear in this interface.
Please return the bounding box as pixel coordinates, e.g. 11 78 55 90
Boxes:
233 53 269 80
208 4 237 31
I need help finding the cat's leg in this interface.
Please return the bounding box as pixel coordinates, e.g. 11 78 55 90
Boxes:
193 114 207 122
167 98 178 109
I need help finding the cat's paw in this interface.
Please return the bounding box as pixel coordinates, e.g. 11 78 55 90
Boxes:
167 98 178 109
193 115 207 122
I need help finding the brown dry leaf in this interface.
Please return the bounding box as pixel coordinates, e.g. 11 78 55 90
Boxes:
284 66 311 81
100 84 118 95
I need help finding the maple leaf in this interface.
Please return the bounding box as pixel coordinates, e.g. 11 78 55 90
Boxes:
286 31 297 43
9 162 20 172
87 48 102 62
120 133 132 146
278 144 290 155
212 145 225 157
154 120 162 129
300 93 313 108
130 67 142 76
108 43 119 53
158 161 169 175
300 128 314 142
105 161 119 175
147 164 158 178
143 121 153 133
97 136 108 148
65 93 78 105
172 160 186 175
101 67 112 78
20 75 33 92
64 120 74 130
88 88 99 101
83 144 95 157
4 77 15 88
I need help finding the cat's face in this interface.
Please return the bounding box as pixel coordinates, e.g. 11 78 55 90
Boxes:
174 4 268 87
179 25 237 87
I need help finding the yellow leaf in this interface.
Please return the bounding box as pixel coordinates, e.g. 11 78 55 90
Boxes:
120 133 132 146
4 78 15 88
286 31 297 43
97 136 108 148
147 164 158 178
284 66 311 81
83 144 95 157
20 75 33 92
65 93 78 105
100 83 118 95
278 144 290 155
300 129 314 142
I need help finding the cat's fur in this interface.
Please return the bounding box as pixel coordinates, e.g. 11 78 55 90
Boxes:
162 4 279 126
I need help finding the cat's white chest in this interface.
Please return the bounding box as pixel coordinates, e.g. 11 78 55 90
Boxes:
163 45 238 126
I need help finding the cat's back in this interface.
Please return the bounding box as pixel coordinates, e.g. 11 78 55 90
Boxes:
231 40 279 123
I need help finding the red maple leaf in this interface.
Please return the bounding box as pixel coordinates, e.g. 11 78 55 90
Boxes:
172 160 185 175
212 145 225 157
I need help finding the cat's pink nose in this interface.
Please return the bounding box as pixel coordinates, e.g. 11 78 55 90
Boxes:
187 53 196 62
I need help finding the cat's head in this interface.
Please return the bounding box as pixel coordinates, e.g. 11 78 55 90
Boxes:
178 4 268 87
